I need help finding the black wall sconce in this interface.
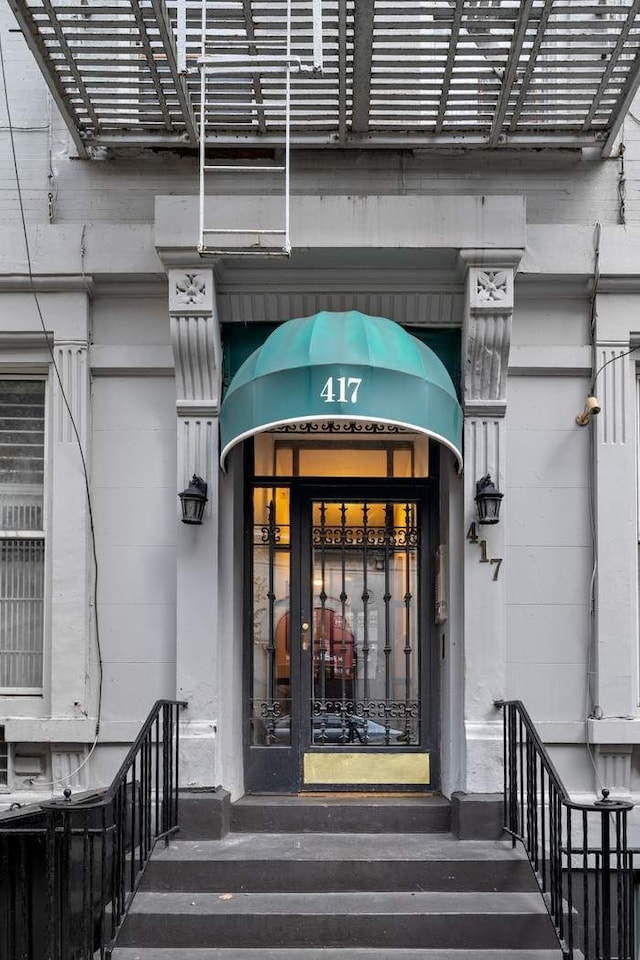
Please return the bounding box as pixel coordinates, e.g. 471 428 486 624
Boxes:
475 474 503 525
179 475 208 525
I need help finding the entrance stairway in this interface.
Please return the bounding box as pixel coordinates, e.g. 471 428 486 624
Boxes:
111 793 562 960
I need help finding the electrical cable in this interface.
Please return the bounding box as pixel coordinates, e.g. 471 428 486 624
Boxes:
0 30 103 792
591 344 640 394
584 222 604 794
618 143 626 226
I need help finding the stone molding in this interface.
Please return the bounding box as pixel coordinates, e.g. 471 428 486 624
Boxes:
596 340 630 446
53 341 89 444
0 275 94 294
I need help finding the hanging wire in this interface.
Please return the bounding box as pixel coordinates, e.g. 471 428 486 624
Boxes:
0 30 103 791
585 223 604 793
591 344 640 394
618 143 626 226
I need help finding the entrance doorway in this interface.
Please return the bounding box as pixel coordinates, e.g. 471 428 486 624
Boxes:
245 431 438 793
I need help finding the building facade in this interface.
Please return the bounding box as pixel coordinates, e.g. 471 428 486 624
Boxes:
2 1 640 806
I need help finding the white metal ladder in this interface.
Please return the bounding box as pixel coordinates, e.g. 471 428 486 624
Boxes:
191 0 323 257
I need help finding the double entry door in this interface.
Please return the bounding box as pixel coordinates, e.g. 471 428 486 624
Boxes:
247 482 436 793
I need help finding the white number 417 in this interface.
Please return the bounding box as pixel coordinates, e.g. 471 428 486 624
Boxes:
320 376 362 404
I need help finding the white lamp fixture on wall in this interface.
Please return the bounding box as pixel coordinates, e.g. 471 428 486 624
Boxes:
179 475 208 525
475 475 503 525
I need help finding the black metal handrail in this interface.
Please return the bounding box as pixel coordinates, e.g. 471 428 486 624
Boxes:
0 698 186 960
499 699 635 960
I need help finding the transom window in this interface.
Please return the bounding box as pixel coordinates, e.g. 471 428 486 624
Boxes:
254 430 429 479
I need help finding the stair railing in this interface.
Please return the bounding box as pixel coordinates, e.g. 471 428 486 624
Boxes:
0 698 186 960
498 699 635 960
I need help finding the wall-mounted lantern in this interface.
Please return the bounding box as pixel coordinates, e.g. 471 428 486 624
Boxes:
179 475 208 525
475 474 503 525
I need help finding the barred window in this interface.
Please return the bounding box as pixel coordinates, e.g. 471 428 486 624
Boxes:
0 726 7 789
0 380 46 692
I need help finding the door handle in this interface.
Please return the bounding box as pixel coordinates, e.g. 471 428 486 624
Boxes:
301 620 310 651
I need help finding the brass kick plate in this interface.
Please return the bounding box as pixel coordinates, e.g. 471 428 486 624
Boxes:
303 752 430 785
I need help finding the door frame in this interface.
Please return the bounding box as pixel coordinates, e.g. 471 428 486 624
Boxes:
243 468 441 794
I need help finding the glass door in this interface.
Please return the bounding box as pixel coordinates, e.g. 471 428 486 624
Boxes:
305 499 420 749
246 482 435 793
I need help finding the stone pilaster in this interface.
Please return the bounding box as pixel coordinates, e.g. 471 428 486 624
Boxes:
169 268 222 787
460 250 520 793
50 336 92 722
592 332 638 721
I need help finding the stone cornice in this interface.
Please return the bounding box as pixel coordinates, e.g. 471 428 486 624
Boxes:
0 275 94 294
458 248 524 271
463 399 507 418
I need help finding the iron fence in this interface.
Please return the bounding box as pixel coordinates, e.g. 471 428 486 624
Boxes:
499 699 635 960
0 698 186 960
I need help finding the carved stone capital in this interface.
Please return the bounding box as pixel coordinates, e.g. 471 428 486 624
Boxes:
169 268 214 316
468 267 514 313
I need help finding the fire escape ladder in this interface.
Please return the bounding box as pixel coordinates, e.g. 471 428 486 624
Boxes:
196 0 323 257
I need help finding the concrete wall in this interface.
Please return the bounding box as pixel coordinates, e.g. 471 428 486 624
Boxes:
92 293 177 734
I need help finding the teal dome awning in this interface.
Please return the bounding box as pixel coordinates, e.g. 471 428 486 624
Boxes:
219 311 463 471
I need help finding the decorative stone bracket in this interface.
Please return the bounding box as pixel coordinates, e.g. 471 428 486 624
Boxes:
460 250 521 419
169 268 222 419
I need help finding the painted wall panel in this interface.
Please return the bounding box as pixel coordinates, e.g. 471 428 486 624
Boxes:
507 489 590 547
101 661 175 718
92 378 175 430
507 377 592 432
507 428 589 490
92 296 170 346
506 662 587 722
92 377 177 729
511 297 589 347
507 546 591 607
507 604 589 666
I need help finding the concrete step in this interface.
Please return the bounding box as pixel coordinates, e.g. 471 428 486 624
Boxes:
141 834 533 893
229 795 452 835
116 890 559 950
112 950 565 960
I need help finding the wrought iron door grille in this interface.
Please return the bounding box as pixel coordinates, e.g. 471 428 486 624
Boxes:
310 500 420 746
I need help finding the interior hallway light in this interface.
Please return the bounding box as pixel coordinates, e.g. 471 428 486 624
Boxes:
475 475 503 525
179 475 208 525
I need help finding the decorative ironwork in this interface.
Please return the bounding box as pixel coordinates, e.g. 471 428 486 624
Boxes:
252 698 290 745
313 699 419 720
274 422 405 434
0 699 185 960
312 526 419 548
500 699 636 960
311 699 419 745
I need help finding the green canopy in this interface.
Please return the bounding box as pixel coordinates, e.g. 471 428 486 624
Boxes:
219 311 463 470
